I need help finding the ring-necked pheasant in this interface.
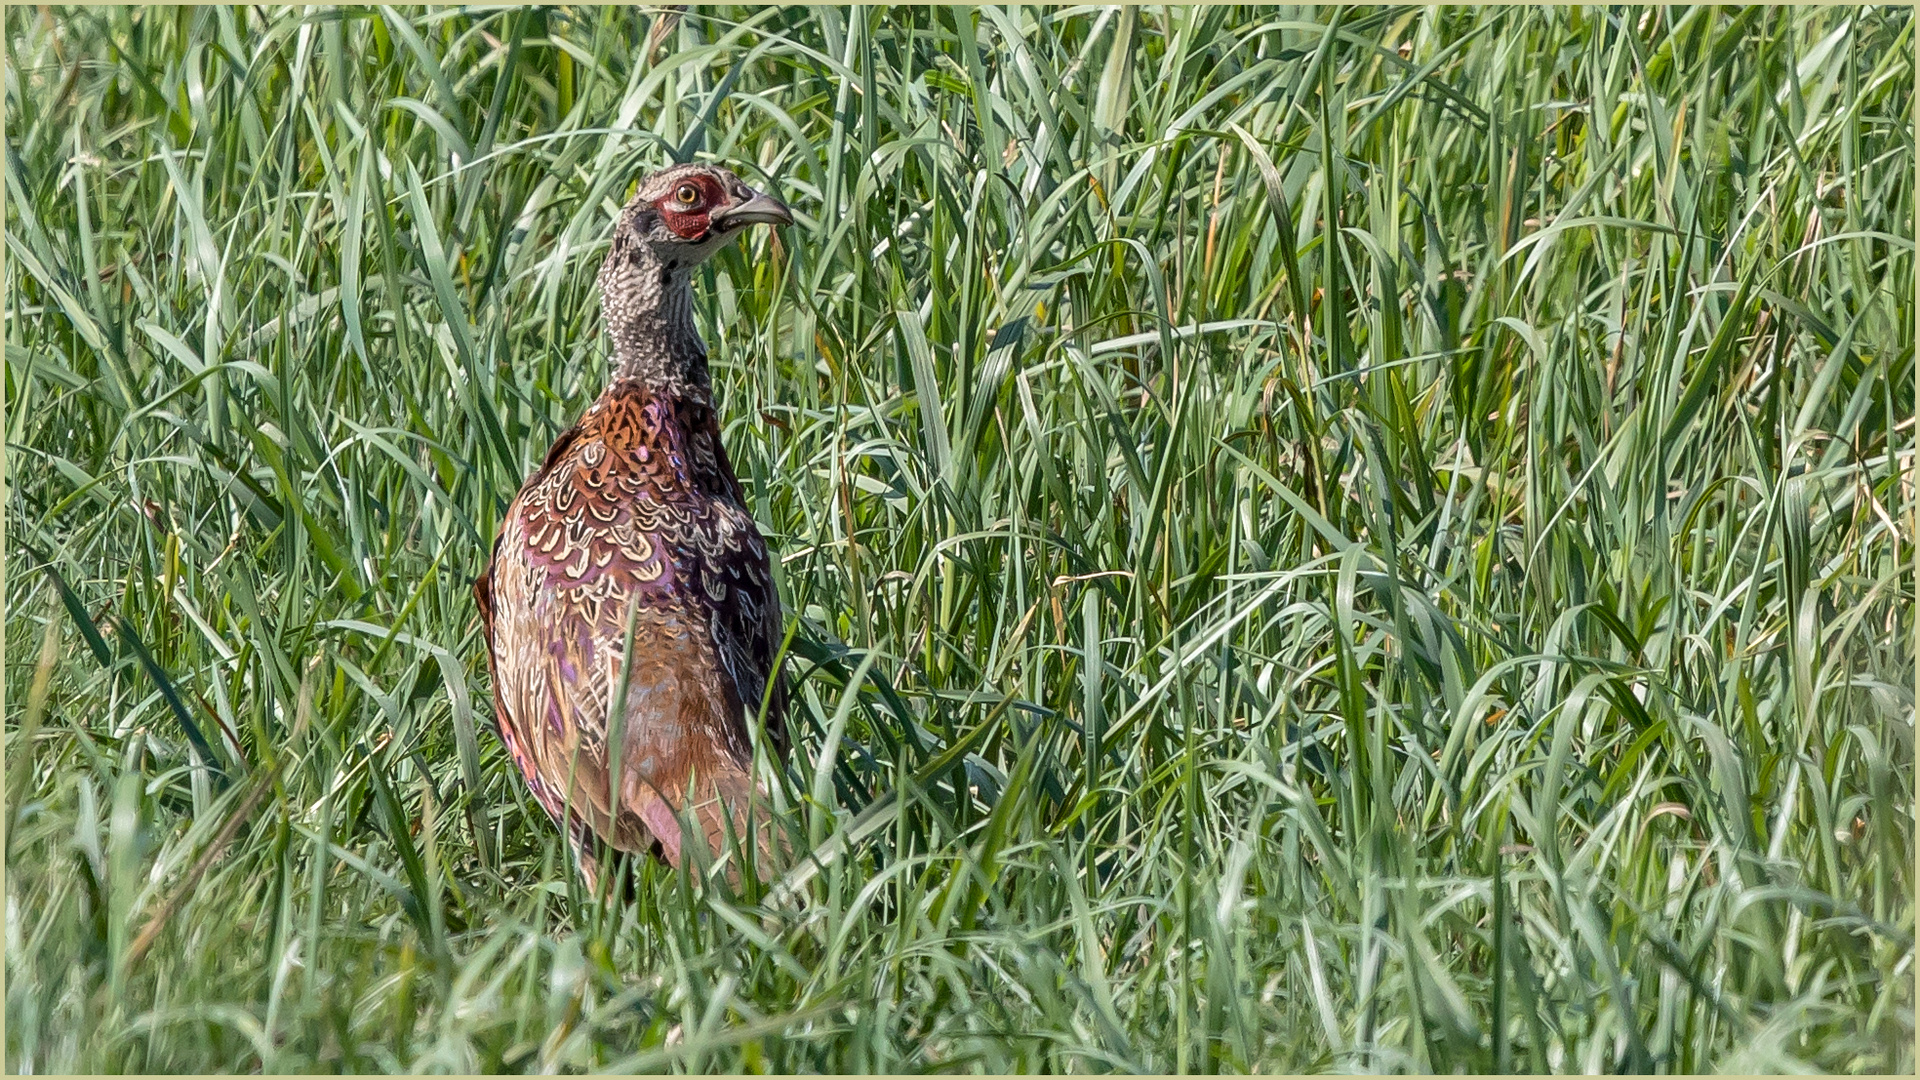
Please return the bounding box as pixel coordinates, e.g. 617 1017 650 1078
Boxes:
474 164 793 888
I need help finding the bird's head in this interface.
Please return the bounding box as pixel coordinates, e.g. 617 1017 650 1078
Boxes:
598 163 791 388
612 163 793 270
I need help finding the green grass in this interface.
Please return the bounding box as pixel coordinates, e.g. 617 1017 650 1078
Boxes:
5 4 1913 1072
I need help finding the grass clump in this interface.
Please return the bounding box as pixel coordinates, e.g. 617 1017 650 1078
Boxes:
6 4 1914 1072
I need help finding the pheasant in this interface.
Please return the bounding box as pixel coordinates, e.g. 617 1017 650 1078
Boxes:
474 164 793 888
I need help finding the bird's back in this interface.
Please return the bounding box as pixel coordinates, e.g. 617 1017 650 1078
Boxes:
476 380 785 873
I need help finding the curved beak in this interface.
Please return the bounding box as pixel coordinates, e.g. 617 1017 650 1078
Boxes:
711 187 793 229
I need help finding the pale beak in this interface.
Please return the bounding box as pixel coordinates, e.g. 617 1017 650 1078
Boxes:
711 187 793 229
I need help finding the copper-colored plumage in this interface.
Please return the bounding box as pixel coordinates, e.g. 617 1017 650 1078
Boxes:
475 164 793 887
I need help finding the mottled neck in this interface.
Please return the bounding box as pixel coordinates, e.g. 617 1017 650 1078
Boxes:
599 246 710 396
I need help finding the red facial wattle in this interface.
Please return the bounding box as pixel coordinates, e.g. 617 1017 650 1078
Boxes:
654 174 731 240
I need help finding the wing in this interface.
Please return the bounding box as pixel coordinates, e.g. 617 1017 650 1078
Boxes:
475 421 580 787
697 415 790 761
715 518 788 760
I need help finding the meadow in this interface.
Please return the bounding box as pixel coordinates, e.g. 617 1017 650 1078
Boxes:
5 4 1914 1072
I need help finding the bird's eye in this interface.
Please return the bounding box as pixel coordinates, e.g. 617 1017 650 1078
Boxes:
675 184 700 206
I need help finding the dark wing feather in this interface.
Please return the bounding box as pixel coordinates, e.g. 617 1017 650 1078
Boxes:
703 434 788 758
